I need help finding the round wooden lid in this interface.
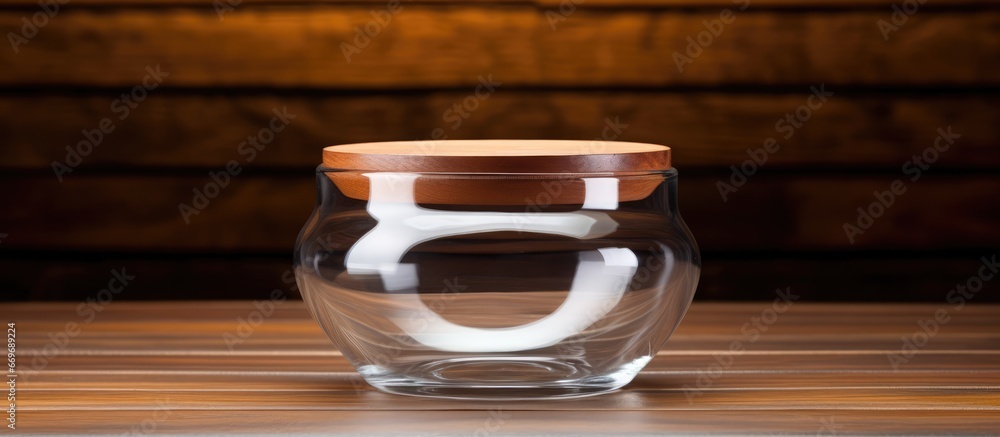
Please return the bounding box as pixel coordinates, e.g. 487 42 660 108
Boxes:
322 140 671 173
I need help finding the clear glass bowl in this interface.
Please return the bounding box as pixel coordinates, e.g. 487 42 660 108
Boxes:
294 167 700 399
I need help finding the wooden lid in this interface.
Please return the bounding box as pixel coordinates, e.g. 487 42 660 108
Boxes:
323 140 671 173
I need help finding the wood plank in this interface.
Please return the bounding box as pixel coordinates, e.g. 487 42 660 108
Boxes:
6 302 999 434
1 175 997 251
16 387 1000 411
2 253 999 302
0 255 298 301
0 0 996 8
11 305 1000 345
2 93 997 170
14 331 1000 354
697 254 1000 301
13 352 1000 375
14 410 1000 435
533 0 1000 5
19 370 1000 391
1 9 997 87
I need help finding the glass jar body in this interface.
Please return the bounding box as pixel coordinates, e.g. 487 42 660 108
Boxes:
294 169 700 399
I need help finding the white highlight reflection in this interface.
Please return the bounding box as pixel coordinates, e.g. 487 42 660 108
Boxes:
343 173 640 352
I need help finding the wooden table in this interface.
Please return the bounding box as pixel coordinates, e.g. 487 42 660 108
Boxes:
7 301 999 435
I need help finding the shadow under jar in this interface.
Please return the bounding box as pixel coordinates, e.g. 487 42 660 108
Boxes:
294 140 700 399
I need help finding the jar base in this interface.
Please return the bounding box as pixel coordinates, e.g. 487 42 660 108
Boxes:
369 383 623 400
357 356 644 400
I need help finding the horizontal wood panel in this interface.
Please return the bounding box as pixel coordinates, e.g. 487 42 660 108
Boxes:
697 255 1000 301
0 256 301 301
1 9 997 87
20 370 1000 391
1 0 997 7
10 301 1000 340
14 334 1000 354
1 175 997 251
18 387 1000 411
15 352 1000 374
1 253 998 301
12 322 1000 353
8 302 999 434
13 410 1000 435
2 93 997 170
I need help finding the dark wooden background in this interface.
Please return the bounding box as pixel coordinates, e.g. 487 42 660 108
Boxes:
0 0 997 301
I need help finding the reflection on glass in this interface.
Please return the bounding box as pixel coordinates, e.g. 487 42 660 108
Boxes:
296 170 699 399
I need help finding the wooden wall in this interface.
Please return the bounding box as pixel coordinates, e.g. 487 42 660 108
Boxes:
1 0 997 301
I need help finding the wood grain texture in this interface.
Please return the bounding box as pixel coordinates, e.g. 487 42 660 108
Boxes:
11 410 1000 436
0 0 996 304
1 9 997 87
3 93 997 170
1 174 997 251
322 141 670 202
5 301 1000 434
323 140 670 172
327 171 666 204
1 0 997 7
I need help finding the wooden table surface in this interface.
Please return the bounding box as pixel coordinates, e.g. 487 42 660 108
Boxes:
6 301 1000 435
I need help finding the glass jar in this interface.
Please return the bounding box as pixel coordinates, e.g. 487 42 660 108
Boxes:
294 140 700 399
